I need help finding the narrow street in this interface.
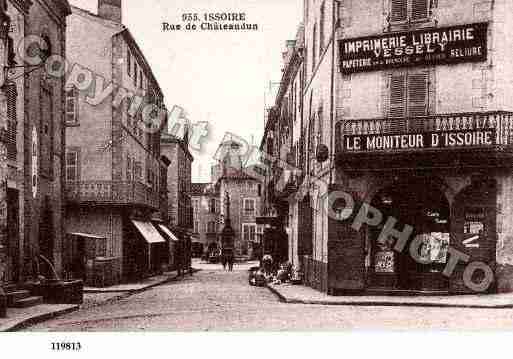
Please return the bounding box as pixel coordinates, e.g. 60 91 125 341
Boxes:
19 260 513 331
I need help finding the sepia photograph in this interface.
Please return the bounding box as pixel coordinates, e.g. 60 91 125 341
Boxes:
0 0 513 355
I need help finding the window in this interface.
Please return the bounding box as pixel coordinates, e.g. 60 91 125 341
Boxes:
243 198 255 215
194 221 200 234
389 71 429 120
317 105 323 146
66 88 79 125
66 149 79 182
127 156 132 181
140 71 143 89
209 198 216 213
243 224 257 243
319 1 325 54
390 0 429 24
134 161 142 182
312 24 317 72
193 199 200 214
5 82 17 161
134 63 138 87
127 49 131 76
207 221 217 234
40 85 53 179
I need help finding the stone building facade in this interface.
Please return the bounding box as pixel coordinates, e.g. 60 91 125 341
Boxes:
190 183 220 254
262 0 513 295
64 1 168 285
216 140 263 258
160 131 193 268
0 0 71 288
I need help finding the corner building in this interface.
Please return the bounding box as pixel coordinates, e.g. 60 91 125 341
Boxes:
300 0 513 295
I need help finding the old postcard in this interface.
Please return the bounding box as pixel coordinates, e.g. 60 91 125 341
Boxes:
0 0 512 356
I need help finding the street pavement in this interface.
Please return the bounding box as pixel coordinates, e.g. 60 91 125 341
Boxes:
23 260 513 331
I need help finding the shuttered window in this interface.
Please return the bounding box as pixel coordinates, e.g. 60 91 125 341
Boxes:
317 106 324 145
408 72 429 117
390 0 429 23
319 1 325 54
390 0 408 22
312 24 317 72
5 82 17 161
411 0 429 21
127 156 132 181
65 88 78 126
127 50 131 77
389 71 429 130
66 150 79 182
389 74 407 119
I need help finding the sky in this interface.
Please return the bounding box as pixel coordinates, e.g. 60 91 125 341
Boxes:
68 0 303 183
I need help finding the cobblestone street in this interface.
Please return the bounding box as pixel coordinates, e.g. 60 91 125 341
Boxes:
24 261 513 331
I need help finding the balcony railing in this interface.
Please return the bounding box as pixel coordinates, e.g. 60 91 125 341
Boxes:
66 181 160 209
338 111 513 152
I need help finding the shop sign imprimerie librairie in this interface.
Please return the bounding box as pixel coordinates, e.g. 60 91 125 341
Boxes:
339 22 488 74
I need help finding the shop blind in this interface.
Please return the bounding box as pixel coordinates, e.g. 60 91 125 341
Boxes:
390 0 408 22
411 0 429 21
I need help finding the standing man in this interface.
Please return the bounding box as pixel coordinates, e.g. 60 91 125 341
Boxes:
227 250 234 272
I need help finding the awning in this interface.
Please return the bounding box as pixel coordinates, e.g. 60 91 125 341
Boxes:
158 224 180 242
131 220 167 244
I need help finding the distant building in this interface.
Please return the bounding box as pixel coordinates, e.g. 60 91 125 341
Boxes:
190 183 220 255
161 130 193 268
64 1 168 285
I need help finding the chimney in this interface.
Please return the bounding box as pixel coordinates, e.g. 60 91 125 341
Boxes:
98 0 122 23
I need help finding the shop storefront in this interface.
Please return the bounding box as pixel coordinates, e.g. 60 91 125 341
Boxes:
367 179 451 293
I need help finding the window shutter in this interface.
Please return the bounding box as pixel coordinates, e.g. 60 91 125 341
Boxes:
6 83 17 161
407 72 429 119
66 150 79 182
390 0 407 22
66 89 78 125
411 0 429 21
389 73 407 116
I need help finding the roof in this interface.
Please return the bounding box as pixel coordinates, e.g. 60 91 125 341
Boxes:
70 5 125 31
220 168 258 182
70 5 164 98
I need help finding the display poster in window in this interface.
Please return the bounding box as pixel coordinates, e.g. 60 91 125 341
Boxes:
463 207 485 249
419 233 450 264
375 251 395 273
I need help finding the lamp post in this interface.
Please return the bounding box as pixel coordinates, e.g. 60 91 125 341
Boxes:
220 191 234 254
0 2 10 318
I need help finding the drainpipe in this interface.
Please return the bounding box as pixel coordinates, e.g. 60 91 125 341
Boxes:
0 4 10 317
329 0 338 186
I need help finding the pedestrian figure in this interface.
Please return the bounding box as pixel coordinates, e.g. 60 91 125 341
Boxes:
221 253 227 271
227 252 234 272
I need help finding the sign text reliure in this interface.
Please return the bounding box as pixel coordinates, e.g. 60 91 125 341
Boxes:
339 23 488 74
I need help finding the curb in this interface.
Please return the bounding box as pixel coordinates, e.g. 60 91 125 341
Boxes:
3 268 202 331
1 305 80 332
84 268 202 294
265 285 513 309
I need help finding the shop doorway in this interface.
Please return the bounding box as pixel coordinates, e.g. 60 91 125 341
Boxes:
369 179 450 292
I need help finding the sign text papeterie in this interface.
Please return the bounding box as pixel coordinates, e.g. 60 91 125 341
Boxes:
339 23 488 74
